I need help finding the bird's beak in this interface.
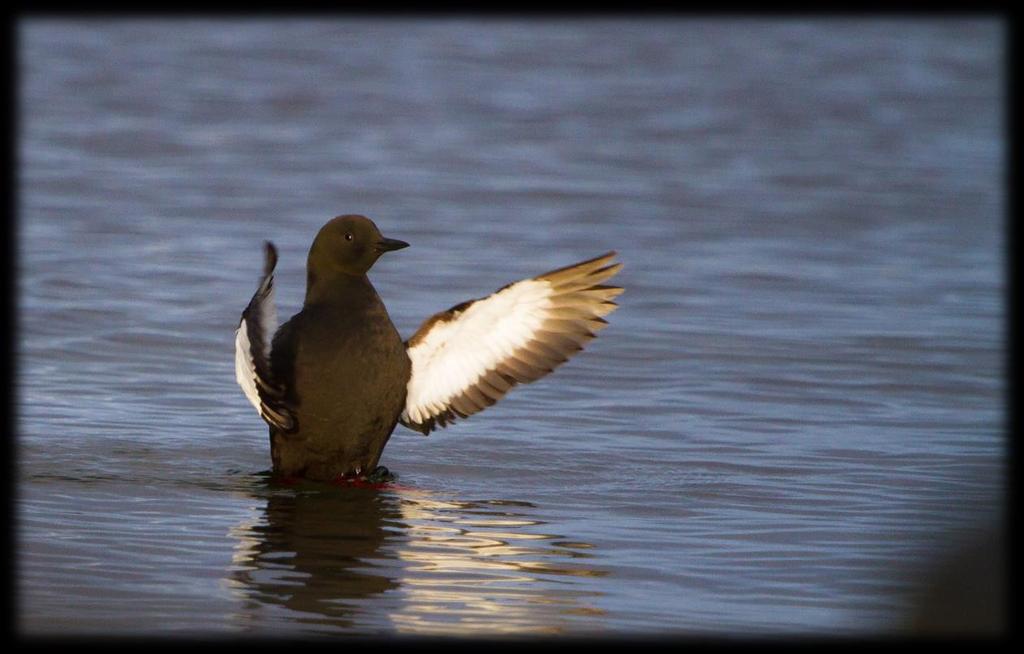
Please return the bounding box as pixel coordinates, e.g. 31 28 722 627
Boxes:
376 237 410 253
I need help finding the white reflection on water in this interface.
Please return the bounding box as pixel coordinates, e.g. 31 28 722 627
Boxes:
225 480 607 635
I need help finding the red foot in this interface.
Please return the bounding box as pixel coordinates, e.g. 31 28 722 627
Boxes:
328 475 415 491
271 473 413 491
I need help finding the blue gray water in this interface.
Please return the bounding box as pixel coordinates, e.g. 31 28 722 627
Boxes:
17 18 1004 636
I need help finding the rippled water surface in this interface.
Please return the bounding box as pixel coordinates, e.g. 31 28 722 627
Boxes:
17 18 1004 636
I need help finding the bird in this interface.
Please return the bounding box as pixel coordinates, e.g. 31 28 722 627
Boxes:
235 214 623 482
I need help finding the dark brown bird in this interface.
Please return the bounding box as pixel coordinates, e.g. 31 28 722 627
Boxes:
235 214 622 481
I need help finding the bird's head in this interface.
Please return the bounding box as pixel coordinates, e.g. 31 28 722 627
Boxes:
309 214 409 277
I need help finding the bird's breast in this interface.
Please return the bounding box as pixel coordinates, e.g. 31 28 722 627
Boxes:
289 308 410 427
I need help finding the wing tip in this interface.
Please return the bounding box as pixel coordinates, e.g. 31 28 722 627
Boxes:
538 250 619 279
263 241 278 273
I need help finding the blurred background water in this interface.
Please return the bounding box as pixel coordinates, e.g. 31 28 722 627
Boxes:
16 17 1005 636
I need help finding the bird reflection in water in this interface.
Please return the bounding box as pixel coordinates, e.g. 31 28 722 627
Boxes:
224 476 608 635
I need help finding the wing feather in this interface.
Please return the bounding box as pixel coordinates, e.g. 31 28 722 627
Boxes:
234 241 296 432
400 251 623 435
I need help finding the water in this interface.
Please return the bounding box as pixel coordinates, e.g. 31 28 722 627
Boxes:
16 18 1005 636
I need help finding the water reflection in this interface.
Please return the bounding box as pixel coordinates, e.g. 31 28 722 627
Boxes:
225 478 608 635
225 481 399 631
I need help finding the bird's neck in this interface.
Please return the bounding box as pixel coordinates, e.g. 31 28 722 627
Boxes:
304 267 379 310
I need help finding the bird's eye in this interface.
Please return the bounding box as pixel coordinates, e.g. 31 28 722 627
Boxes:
345 233 354 241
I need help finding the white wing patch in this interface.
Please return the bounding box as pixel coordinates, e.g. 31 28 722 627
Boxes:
235 318 263 412
400 252 623 434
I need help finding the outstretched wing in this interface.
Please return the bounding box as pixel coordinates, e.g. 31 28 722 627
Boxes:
400 252 623 435
234 241 296 432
